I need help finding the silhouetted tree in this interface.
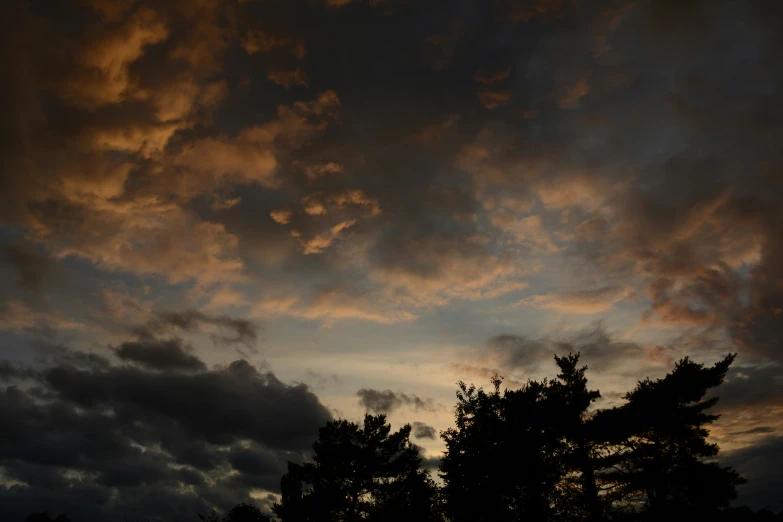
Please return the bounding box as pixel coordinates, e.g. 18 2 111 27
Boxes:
24 513 71 522
197 512 221 522
197 503 272 522
224 503 273 522
599 354 745 520
440 374 566 522
440 353 745 522
273 414 440 522
547 354 604 521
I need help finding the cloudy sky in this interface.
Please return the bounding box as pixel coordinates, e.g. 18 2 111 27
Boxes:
1 0 782 519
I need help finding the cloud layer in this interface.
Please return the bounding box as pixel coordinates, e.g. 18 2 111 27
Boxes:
1 0 782 514
0 347 330 521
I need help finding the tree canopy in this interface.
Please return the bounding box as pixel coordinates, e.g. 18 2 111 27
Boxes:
439 353 745 522
273 414 440 522
26 352 774 522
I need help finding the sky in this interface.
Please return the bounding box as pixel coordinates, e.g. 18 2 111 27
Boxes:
0 0 782 519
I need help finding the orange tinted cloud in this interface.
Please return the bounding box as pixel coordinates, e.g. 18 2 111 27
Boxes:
558 74 591 109
31 198 246 285
243 30 306 60
410 114 461 144
305 162 344 179
473 68 511 85
267 68 309 88
0 300 86 332
478 89 513 109
62 8 169 108
253 290 416 325
170 91 340 197
302 195 328 216
490 214 561 254
519 285 636 314
369 245 528 307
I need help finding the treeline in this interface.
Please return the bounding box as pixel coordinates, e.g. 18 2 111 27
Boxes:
272 353 754 522
25 354 781 521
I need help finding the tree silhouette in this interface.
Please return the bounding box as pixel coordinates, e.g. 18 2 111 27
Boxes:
597 354 745 520
24 514 71 522
547 354 605 521
440 353 746 522
197 502 272 522
25 354 757 522
273 414 439 522
439 376 509 522
223 503 273 522
440 374 566 522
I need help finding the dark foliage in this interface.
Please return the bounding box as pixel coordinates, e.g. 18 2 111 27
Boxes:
198 502 273 522
25 353 781 522
597 355 745 520
273 414 440 522
24 514 71 522
440 353 748 522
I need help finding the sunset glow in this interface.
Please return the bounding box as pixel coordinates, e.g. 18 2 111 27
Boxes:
1 0 782 519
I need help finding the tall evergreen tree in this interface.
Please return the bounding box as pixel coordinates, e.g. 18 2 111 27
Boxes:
273 414 439 522
440 375 565 522
547 354 604 522
601 354 745 520
439 377 508 522
439 353 744 522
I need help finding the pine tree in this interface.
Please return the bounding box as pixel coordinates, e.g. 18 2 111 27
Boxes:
602 354 745 520
547 354 604 521
440 375 565 522
273 414 439 522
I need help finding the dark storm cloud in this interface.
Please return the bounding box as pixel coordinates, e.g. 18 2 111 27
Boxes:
114 337 206 371
722 436 783 512
0 0 782 515
714 364 783 410
412 421 437 440
0 360 36 381
226 444 289 492
45 359 329 449
58 349 112 371
357 389 434 414
0 348 331 521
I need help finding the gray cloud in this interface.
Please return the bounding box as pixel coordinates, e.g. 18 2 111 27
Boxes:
45 359 329 449
473 324 651 383
357 389 434 414
137 310 260 347
412 421 437 439
485 334 553 372
114 337 207 372
722 436 783 512
0 0 782 515
0 360 37 381
733 426 776 437
304 370 341 390
0 242 55 292
420 454 442 471
0 347 330 521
